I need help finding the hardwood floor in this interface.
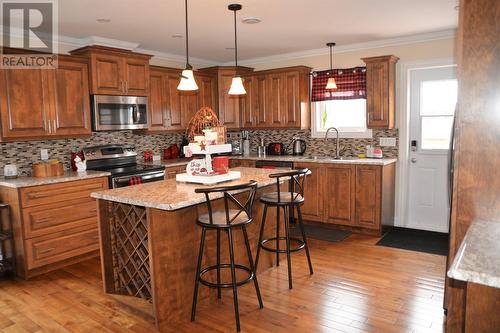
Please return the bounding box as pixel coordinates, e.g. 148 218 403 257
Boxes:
0 234 446 333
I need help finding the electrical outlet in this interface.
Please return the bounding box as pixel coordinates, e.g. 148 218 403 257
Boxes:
379 137 397 147
40 149 49 160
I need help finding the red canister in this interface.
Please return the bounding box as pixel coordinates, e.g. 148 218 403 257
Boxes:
170 144 179 159
212 156 229 174
163 147 172 160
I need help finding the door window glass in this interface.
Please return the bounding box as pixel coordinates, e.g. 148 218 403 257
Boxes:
419 79 457 149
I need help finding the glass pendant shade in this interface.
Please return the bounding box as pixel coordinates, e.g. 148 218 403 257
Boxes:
228 76 246 95
177 69 198 91
326 77 337 89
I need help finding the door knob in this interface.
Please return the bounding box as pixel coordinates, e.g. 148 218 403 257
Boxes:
411 158 417 163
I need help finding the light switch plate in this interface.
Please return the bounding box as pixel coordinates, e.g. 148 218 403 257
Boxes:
379 137 397 147
40 149 49 160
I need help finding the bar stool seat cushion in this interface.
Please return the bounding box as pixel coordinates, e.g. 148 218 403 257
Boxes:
260 192 304 205
197 209 251 227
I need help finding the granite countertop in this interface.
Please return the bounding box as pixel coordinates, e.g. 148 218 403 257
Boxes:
91 167 281 211
231 154 397 166
447 219 500 289
0 170 111 188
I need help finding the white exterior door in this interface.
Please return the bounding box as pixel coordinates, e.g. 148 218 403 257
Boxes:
407 66 457 233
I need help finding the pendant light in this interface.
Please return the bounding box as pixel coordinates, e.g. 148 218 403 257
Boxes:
177 0 198 91
325 42 337 89
228 4 246 95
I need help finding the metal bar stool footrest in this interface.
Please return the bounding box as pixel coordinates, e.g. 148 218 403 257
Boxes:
260 236 305 253
199 264 254 289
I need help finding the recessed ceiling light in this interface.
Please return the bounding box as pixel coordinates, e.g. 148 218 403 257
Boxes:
241 17 261 24
96 18 111 23
171 34 184 38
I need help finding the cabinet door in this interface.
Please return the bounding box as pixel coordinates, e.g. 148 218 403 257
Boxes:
240 76 256 128
283 72 300 128
266 74 285 127
255 75 269 127
90 53 123 95
366 61 389 127
295 163 323 222
148 70 167 131
355 165 381 229
124 57 149 96
197 74 216 111
0 68 50 139
180 91 199 129
324 165 356 225
218 73 241 129
165 74 183 130
52 59 91 136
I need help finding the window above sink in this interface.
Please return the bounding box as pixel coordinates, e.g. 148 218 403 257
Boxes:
311 99 373 139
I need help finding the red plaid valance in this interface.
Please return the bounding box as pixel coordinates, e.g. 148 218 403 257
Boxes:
311 66 367 102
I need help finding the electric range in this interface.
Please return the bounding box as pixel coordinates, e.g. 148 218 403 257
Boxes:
83 145 165 188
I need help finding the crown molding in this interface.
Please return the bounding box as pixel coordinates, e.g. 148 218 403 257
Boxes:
224 29 457 66
3 28 456 68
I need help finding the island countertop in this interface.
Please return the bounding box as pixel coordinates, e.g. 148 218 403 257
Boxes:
91 167 280 211
447 219 500 289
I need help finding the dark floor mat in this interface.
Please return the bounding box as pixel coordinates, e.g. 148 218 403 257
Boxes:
290 224 351 242
376 227 449 256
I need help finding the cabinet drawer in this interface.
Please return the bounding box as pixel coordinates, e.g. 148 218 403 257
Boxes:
21 177 107 208
165 165 186 179
25 228 99 269
23 198 98 238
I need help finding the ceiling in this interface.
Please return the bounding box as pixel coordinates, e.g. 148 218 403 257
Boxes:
57 0 458 64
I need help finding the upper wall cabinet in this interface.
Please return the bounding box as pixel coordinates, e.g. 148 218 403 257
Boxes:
362 55 399 129
147 67 217 132
70 46 152 96
241 66 311 130
198 67 254 130
0 56 92 141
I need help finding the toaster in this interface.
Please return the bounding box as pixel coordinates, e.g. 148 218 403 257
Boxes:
267 142 286 156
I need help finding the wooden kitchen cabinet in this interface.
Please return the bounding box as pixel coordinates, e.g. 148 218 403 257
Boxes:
362 55 399 129
294 163 323 222
197 73 217 111
229 159 255 168
242 66 310 129
324 164 356 226
70 45 151 96
164 164 188 179
355 165 382 229
0 177 108 279
294 162 395 235
0 56 92 141
52 58 92 136
198 66 253 130
147 67 216 132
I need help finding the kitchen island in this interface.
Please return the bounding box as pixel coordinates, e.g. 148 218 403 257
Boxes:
91 167 281 330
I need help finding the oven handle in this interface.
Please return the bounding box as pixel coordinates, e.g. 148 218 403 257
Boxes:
112 170 165 188
132 104 138 123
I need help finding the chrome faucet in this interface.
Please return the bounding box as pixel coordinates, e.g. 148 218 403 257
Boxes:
324 127 341 159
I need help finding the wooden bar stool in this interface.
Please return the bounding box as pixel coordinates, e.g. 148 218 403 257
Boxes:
191 181 263 332
254 169 313 289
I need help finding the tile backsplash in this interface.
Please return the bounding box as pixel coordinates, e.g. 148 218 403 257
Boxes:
0 128 398 176
0 131 184 176
247 128 399 158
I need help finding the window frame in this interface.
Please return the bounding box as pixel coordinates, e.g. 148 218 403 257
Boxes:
310 100 373 139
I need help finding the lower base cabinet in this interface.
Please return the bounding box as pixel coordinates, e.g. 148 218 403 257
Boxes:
0 177 108 279
295 162 395 234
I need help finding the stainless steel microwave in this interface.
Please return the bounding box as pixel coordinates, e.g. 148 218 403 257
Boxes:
92 95 149 131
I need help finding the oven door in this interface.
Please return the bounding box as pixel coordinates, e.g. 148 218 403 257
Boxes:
111 170 165 188
92 95 149 131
